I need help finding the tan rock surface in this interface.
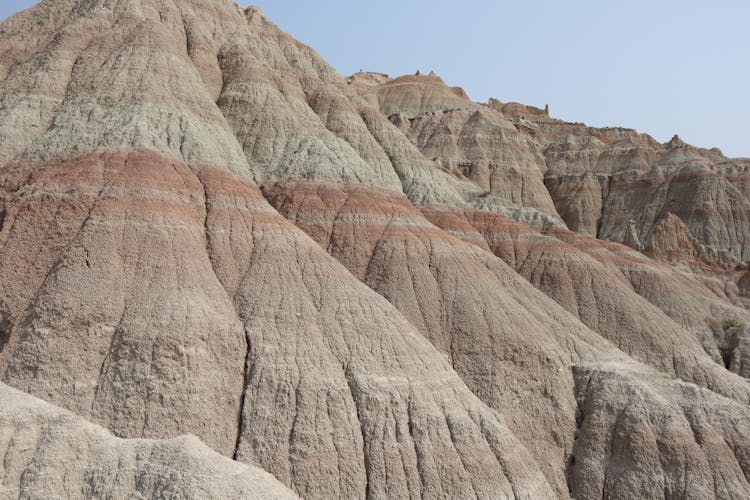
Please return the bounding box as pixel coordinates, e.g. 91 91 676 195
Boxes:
570 363 750 500
354 72 476 116
0 382 297 499
2 1 750 499
360 72 750 267
0 2 554 498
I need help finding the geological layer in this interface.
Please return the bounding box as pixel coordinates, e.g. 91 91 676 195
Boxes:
1 1 750 499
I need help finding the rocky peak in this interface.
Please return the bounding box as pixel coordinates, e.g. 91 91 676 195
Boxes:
487 98 551 119
666 134 687 148
345 71 390 88
244 5 265 20
351 71 475 115
623 219 644 252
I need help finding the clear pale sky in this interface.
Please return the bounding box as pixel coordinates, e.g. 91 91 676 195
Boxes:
2 1 748 157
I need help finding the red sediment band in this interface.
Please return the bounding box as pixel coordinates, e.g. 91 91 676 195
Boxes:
1 151 263 197
263 181 463 245
420 204 672 272
423 206 585 259
264 181 423 216
547 183 602 195
0 151 288 228
419 206 491 251
543 226 664 268
546 220 732 274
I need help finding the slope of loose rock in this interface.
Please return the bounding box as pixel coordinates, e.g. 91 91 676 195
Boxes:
0 382 297 499
220 13 750 498
422 205 750 389
571 363 750 500
0 2 556 498
360 72 750 267
2 2 750 500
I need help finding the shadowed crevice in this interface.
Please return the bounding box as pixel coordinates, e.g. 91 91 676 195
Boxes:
188 165 253 461
567 366 594 498
343 366 371 499
233 329 252 461
0 314 10 353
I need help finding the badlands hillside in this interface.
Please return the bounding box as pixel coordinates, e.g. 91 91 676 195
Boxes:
1 1 750 499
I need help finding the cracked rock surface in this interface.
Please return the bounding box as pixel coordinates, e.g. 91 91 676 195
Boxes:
1 2 750 499
0 382 297 499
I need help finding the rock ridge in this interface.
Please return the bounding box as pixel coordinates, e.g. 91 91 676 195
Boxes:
1 2 750 499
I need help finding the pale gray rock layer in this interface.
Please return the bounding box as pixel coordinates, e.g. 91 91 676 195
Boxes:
0 382 297 499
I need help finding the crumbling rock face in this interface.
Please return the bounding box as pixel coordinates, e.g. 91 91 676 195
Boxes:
0 2 555 498
420 205 750 400
713 319 750 379
622 219 644 252
391 107 561 218
541 131 750 265
643 213 737 268
0 382 298 499
2 1 750 499
643 212 718 264
360 73 750 267
570 364 750 500
353 73 562 224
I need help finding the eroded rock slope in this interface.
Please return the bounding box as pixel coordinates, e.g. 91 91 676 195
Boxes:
1 2 750 499
0 383 297 499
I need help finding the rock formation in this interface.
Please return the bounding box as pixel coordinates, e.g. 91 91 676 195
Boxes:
1 1 750 499
0 383 297 499
357 72 750 268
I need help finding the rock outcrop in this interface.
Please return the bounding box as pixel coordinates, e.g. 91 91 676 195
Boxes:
1 1 750 499
357 72 750 268
353 72 476 116
0 2 554 498
570 364 750 499
0 383 297 499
